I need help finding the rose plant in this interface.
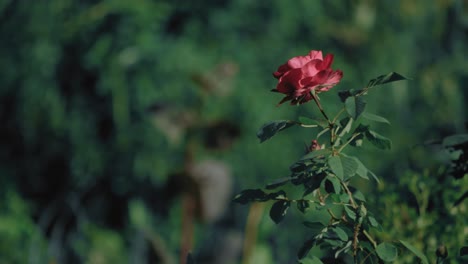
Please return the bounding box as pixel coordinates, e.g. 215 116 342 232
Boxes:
232 50 430 263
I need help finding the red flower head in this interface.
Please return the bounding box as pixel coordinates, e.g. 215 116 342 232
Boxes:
272 50 343 105
308 139 321 152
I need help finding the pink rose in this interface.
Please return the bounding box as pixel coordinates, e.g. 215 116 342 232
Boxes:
272 50 343 105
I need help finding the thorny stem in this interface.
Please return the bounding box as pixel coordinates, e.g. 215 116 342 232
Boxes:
311 92 331 124
332 107 346 124
353 222 361 258
340 180 357 209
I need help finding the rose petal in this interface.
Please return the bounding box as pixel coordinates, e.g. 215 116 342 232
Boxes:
301 59 322 77
308 50 323 60
276 68 303 93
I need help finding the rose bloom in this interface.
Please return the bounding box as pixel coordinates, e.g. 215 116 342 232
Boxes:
272 50 343 105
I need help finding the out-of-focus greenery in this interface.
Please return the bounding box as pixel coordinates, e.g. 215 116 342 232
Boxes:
0 0 466 263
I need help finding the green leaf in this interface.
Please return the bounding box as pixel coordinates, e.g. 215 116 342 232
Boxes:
345 96 367 120
442 134 468 147
298 238 316 259
367 72 409 88
233 189 267 204
399 240 429 264
349 156 380 183
362 112 391 124
333 227 349 241
368 216 379 227
335 241 352 259
257 120 296 143
353 190 366 202
300 256 324 264
366 130 392 150
300 149 331 160
269 200 290 224
328 155 358 180
376 242 398 262
344 205 356 220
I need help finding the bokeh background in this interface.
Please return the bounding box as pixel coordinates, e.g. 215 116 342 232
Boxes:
0 0 467 263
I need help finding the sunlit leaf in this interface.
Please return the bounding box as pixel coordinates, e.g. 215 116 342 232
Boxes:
257 120 296 143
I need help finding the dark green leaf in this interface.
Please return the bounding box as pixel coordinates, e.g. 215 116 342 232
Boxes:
297 200 310 213
366 130 392 150
399 240 429 264
298 238 316 259
303 173 327 197
362 112 391 124
186 253 195 264
265 177 290 189
270 200 290 224
367 72 409 88
460 246 468 257
233 189 267 204
376 242 398 262
345 96 367 120
267 190 287 200
257 120 296 143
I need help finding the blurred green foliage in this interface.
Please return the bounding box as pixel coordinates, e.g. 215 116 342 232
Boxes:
0 0 466 263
